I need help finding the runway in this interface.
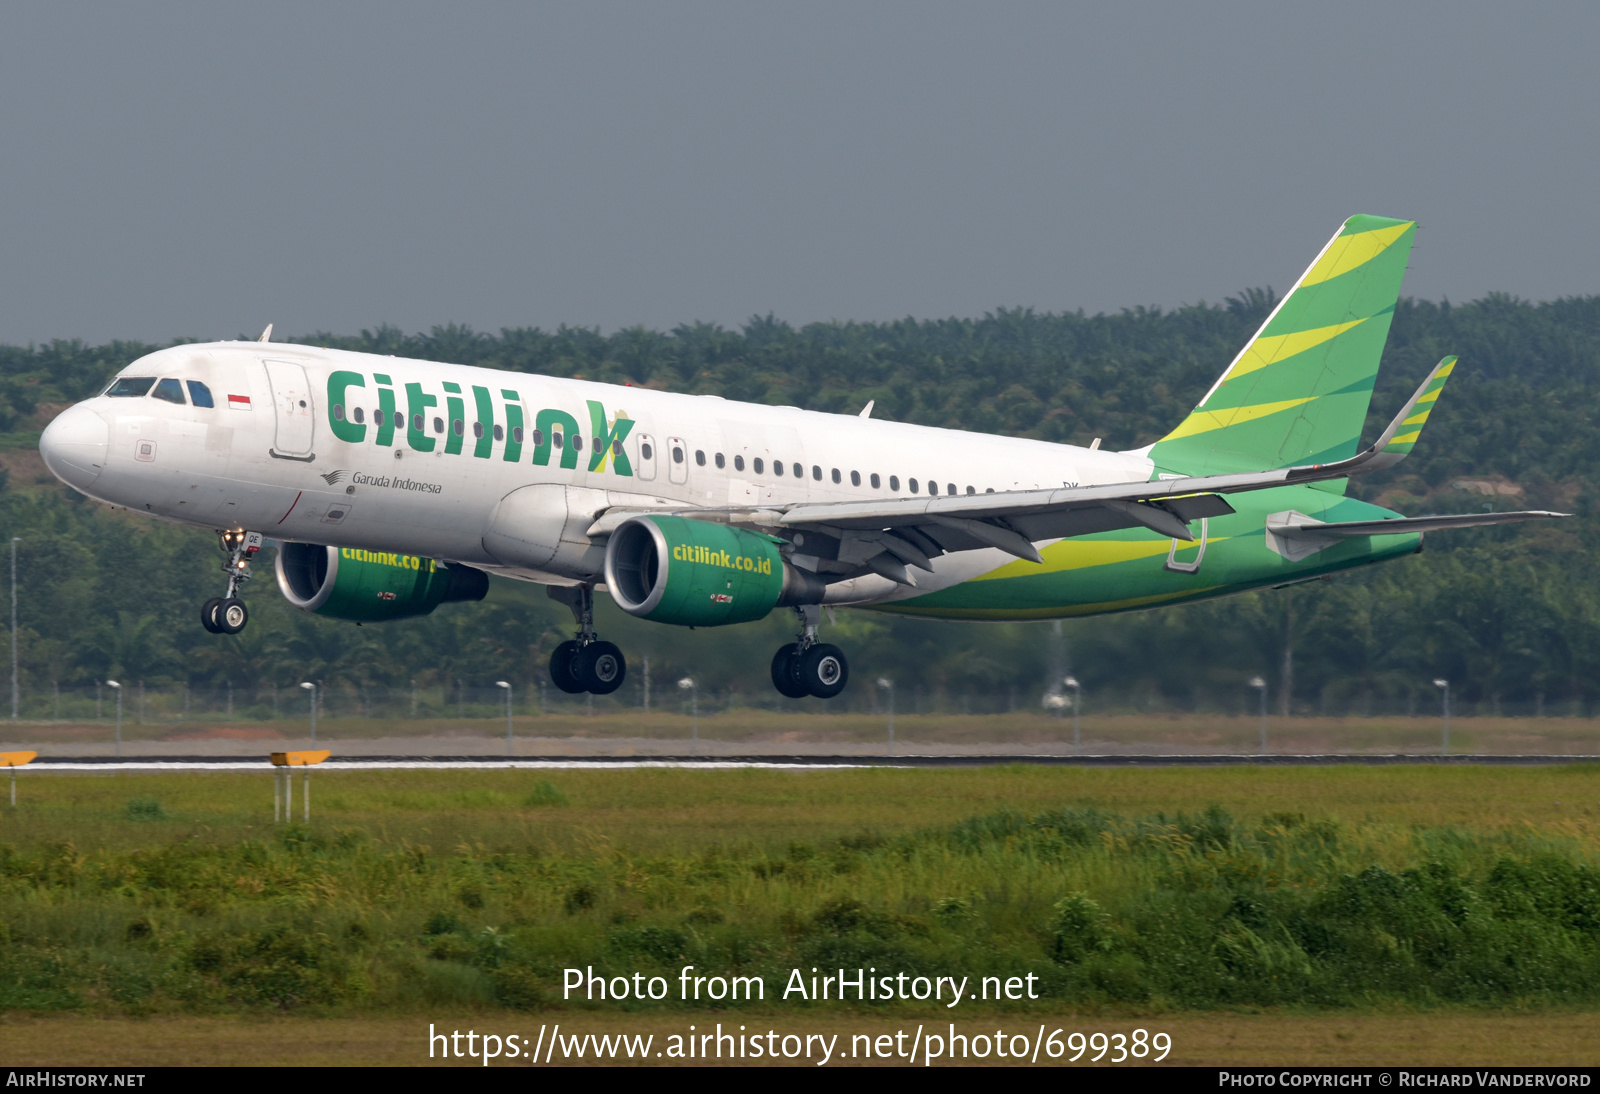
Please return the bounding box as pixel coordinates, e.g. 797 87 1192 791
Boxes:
17 753 1600 771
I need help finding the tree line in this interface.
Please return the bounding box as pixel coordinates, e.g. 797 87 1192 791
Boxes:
2 289 1597 715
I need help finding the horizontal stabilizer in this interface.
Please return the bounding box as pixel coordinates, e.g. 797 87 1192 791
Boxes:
1266 508 1567 561
1290 510 1567 537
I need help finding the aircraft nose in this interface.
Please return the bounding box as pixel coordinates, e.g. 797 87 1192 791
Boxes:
40 403 110 491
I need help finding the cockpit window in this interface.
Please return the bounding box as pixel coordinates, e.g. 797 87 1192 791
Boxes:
151 378 186 404
105 377 156 398
187 381 215 408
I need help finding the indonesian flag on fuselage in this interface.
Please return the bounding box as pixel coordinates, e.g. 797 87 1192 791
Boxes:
228 394 251 410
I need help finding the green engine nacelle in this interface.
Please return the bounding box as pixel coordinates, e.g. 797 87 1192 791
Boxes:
604 514 823 627
275 542 489 623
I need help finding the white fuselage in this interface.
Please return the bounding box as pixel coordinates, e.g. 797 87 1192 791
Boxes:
42 341 1156 604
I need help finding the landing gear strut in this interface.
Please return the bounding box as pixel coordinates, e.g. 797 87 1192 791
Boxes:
771 605 849 699
201 530 261 635
547 584 627 695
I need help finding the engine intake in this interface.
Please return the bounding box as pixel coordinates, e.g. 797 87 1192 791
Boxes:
604 515 822 626
275 542 488 623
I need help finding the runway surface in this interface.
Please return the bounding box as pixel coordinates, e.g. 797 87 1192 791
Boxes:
16 754 1600 771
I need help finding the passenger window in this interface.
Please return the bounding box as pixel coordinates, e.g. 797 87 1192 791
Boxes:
572 435 583 451
734 455 745 472
909 478 918 492
412 414 424 431
641 441 652 459
374 409 386 427
105 377 156 397
831 469 841 484
672 445 684 464
611 439 622 455
774 461 784 477
890 476 900 491
532 429 546 447
354 407 366 424
473 422 484 439
850 470 860 486
966 485 976 495
494 425 505 442
985 487 995 493
512 426 524 443
715 453 726 469
434 417 444 433
792 463 802 478
552 431 562 447
694 450 705 466
753 457 764 475
334 405 346 421
186 381 215 408
812 466 822 481
870 473 880 488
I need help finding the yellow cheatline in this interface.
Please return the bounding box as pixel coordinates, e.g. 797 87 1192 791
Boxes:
1223 318 1368 382
1300 221 1413 287
1417 388 1442 405
1161 397 1314 441
270 750 331 767
886 586 1220 620
972 535 1232 582
0 750 37 767
1402 411 1430 426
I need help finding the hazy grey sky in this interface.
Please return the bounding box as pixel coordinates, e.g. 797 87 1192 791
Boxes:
2 2 1596 345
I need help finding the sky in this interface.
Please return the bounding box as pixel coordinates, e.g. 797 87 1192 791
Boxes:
2 2 1597 345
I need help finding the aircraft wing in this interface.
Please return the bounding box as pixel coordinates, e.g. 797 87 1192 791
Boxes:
762 356 1480 565
586 357 1567 585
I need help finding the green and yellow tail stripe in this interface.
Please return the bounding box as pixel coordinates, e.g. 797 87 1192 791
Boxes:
1148 215 1417 478
1383 356 1455 456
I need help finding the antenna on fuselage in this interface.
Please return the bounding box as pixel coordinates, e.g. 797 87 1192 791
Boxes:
257 324 274 343
858 400 874 419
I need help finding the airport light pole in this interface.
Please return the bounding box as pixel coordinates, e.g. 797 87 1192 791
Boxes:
1065 676 1082 754
106 680 122 757
678 678 697 755
877 677 894 752
1434 678 1450 755
1249 676 1268 755
496 681 513 755
10 537 17 721
300 682 317 744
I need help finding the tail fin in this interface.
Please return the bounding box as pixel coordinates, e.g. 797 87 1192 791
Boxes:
1146 214 1417 477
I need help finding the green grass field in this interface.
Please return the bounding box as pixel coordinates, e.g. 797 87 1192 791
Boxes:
2 765 1599 1064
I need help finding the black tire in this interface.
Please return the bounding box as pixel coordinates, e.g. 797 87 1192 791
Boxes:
549 640 586 694
770 643 809 698
215 598 248 635
200 598 224 634
575 641 626 695
797 643 849 699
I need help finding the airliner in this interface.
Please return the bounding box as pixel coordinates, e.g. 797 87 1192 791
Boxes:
37 215 1562 700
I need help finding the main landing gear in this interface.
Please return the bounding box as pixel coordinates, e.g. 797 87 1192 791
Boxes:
201 530 262 636
771 605 849 699
547 584 626 696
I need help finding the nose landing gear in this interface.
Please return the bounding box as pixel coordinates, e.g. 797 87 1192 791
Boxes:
546 584 627 695
771 605 849 699
201 530 261 635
